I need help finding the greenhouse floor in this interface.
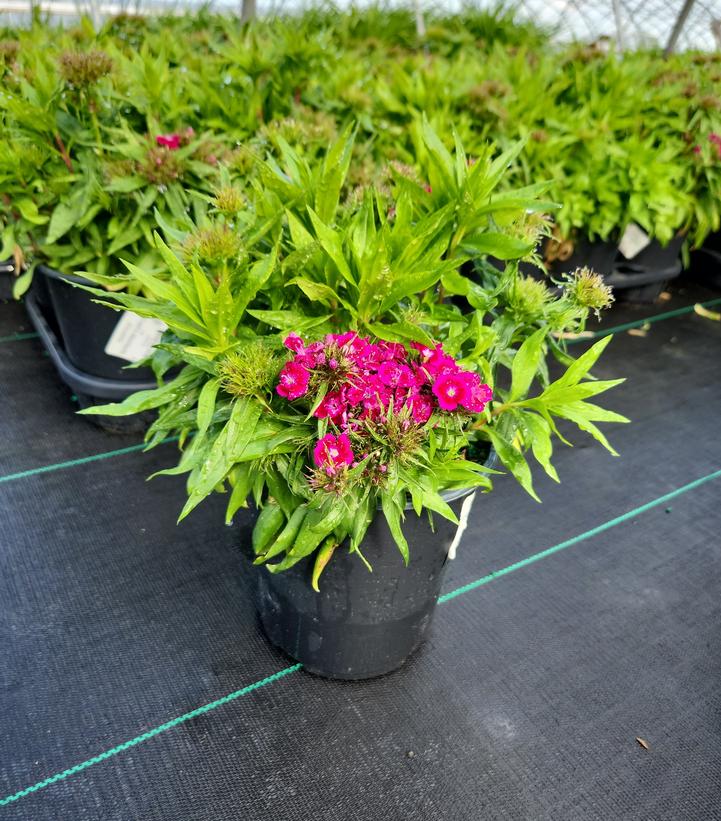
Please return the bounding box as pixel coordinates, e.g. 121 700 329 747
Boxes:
1 281 720 820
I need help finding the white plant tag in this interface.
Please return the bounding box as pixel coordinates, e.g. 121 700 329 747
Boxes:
618 223 651 260
104 312 166 363
447 492 477 560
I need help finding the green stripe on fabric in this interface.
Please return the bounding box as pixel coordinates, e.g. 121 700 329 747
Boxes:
0 437 177 485
439 466 721 603
0 331 39 343
568 296 721 345
0 665 302 807
0 467 719 806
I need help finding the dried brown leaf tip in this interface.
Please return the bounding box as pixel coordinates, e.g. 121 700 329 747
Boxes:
628 323 651 338
694 304 721 321
635 737 650 750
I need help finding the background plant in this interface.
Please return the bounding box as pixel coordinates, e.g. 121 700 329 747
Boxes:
3 9 721 295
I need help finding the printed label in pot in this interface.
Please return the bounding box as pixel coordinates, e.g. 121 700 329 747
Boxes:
619 223 652 260
104 312 166 363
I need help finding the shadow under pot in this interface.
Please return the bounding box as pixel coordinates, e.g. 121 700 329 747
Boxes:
26 266 161 433
253 485 484 681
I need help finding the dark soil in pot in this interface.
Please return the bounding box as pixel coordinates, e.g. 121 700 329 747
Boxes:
38 264 156 382
253 486 482 680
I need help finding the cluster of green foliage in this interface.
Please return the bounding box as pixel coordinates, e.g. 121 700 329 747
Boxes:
2 8 721 296
75 126 626 577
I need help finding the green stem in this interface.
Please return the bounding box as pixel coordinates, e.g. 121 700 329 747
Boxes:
472 401 512 429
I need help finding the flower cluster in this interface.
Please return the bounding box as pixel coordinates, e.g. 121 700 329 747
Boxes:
155 128 195 151
276 332 492 477
693 133 721 158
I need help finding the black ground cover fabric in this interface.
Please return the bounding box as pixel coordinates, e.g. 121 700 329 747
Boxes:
0 298 143 474
1 284 720 820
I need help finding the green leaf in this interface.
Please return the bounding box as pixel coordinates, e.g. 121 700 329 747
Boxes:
247 309 331 331
12 269 33 299
315 123 356 223
554 335 613 388
225 464 255 525
232 247 278 328
16 198 48 226
46 199 85 244
522 412 560 482
252 502 286 554
78 368 197 417
421 116 456 193
381 496 409 564
179 398 263 520
196 377 220 434
510 327 547 402
486 429 540 502
287 276 353 312
366 320 435 347
257 505 308 563
462 232 535 260
307 208 354 287
553 401 627 456
540 379 626 406
311 536 338 592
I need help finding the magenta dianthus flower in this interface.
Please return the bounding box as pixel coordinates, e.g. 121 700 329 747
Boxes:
283 333 306 354
276 361 310 400
460 375 493 413
313 433 354 474
156 133 181 150
432 372 469 411
314 391 346 423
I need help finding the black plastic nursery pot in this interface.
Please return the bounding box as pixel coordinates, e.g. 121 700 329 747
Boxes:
546 236 619 279
0 257 14 301
687 232 721 290
25 274 160 434
253 487 481 680
38 265 157 382
606 236 683 303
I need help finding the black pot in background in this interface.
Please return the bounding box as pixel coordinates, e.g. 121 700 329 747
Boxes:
701 230 721 255
547 237 619 279
686 232 721 290
253 486 481 680
39 265 156 382
606 236 684 303
0 258 14 301
25 276 159 434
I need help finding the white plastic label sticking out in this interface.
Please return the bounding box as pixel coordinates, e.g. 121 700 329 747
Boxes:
104 312 166 363
618 223 651 260
448 492 477 560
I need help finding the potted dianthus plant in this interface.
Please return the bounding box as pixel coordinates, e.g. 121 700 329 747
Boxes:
78 125 626 679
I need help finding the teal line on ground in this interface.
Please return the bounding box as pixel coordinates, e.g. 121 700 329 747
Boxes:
0 331 39 343
569 295 721 345
439 466 721 603
0 437 177 485
0 665 302 807
0 465 719 806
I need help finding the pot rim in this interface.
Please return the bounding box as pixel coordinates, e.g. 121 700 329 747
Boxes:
37 264 93 287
